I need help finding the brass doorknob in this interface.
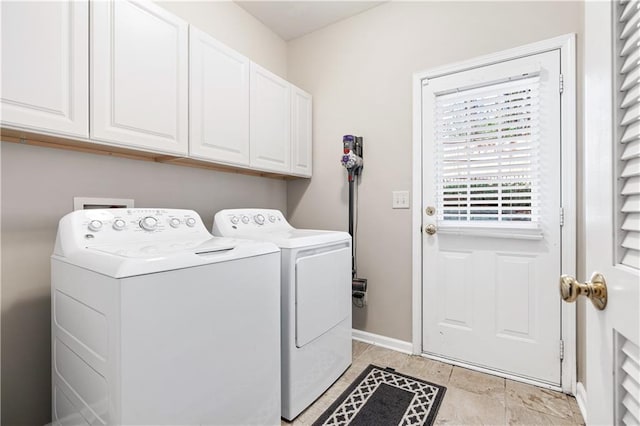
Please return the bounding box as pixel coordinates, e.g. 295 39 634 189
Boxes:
559 272 608 310
425 224 437 235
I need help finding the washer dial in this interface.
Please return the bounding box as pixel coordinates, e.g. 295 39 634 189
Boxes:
241 216 250 224
169 218 181 228
140 216 158 231
112 219 126 231
230 216 240 225
254 214 265 225
88 220 103 232
185 217 197 227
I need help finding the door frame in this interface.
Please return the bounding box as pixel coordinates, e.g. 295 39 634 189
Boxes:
411 34 577 394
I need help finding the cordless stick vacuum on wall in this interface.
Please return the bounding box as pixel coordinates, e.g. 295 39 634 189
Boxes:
341 135 368 306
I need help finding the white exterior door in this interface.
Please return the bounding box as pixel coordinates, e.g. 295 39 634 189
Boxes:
189 27 250 166
582 1 640 424
1 1 88 138
91 0 188 155
250 62 291 173
421 51 563 385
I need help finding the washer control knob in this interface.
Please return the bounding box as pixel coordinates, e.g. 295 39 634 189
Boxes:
88 220 103 232
112 219 126 231
185 217 197 227
241 216 250 224
169 218 181 228
268 215 276 223
230 216 240 225
254 214 265 225
140 216 158 231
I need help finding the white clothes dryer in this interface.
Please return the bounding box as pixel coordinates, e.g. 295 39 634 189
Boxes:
212 209 352 420
51 208 281 425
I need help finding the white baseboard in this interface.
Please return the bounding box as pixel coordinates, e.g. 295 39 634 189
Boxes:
575 382 587 424
352 329 413 354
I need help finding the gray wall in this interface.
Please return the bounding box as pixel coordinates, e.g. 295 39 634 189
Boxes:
286 0 584 353
1 2 288 423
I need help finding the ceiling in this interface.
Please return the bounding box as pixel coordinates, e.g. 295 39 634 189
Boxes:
235 1 386 41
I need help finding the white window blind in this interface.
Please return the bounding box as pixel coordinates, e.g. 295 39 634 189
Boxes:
434 75 540 229
617 0 640 269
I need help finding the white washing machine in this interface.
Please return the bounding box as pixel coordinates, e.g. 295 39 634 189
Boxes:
51 208 281 426
212 208 352 420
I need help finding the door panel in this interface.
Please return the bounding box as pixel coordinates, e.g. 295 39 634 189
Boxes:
291 86 313 177
1 1 88 137
91 0 188 155
439 250 473 329
495 254 537 340
250 63 291 173
189 27 250 166
422 50 562 385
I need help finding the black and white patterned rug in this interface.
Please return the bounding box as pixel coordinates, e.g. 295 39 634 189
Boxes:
312 364 447 426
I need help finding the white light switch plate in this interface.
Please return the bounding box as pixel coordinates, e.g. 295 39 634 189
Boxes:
392 190 410 209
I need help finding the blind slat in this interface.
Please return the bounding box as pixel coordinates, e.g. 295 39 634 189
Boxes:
621 103 640 126
620 65 640 92
621 48 640 74
622 213 640 232
621 84 640 109
622 176 640 196
620 0 638 21
622 195 640 213
620 7 640 38
622 140 640 162
622 121 640 143
620 28 640 56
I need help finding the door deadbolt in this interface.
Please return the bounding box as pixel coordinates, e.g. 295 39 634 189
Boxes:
424 224 437 235
426 206 436 216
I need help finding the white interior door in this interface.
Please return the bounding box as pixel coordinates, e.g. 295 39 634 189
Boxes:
421 50 563 385
582 1 640 424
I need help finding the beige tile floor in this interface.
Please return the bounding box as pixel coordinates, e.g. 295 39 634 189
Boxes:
283 341 585 426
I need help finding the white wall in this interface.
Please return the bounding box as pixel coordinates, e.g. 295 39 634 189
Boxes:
0 2 288 424
287 1 583 344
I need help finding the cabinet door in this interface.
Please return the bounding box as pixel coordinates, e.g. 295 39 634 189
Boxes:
291 86 312 177
250 63 291 173
91 0 188 155
189 27 250 166
1 1 88 138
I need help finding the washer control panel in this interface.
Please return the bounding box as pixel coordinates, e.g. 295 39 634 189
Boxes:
212 209 291 236
67 208 210 244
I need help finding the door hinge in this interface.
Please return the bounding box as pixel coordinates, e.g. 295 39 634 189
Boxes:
559 74 564 94
560 340 565 360
560 207 565 227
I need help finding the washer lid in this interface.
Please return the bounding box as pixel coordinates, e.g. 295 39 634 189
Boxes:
88 237 235 258
53 237 278 278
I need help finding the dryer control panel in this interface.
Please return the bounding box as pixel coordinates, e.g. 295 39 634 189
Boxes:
212 209 292 235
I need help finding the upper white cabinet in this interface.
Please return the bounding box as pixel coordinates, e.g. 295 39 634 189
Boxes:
290 86 313 177
189 27 250 166
91 0 188 155
1 1 89 138
250 63 291 173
